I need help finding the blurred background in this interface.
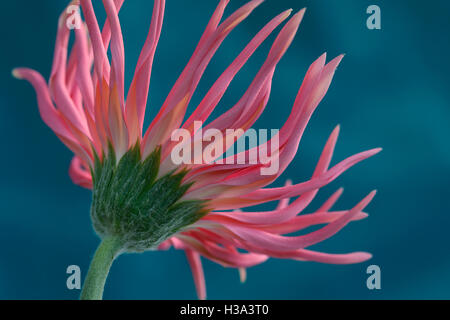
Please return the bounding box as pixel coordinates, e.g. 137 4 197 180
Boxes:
0 0 449 299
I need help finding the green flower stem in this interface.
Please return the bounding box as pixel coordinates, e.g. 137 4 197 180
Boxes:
80 237 123 300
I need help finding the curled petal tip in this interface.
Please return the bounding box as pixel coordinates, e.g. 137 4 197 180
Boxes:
353 190 377 212
356 252 373 262
249 0 265 8
276 9 305 43
292 8 306 23
283 8 293 18
318 52 327 62
371 147 383 155
329 54 345 68
297 8 307 17
367 189 377 200
362 252 373 260
332 124 341 134
12 68 22 79
239 268 247 283
362 148 382 159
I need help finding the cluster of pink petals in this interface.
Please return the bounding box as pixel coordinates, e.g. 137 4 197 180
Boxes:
15 0 380 300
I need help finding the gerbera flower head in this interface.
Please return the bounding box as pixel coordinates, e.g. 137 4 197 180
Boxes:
14 0 380 300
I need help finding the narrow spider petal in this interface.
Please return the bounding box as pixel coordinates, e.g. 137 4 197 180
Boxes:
142 0 264 157
257 211 369 234
239 268 247 283
74 23 95 115
196 10 305 163
277 55 344 174
13 68 71 139
265 249 372 264
163 78 273 172
195 0 230 55
275 180 292 209
102 0 129 158
216 122 338 189
184 49 324 188
49 10 91 138
231 10 307 127
102 0 125 106
12 68 92 164
317 187 344 212
204 52 325 169
209 147 381 210
89 0 124 87
80 0 110 82
66 46 78 93
226 191 376 252
100 0 125 49
73 24 104 154
185 123 339 213
294 250 372 264
185 249 206 300
182 9 293 131
177 234 266 268
217 53 328 181
92 79 111 153
80 0 114 152
278 54 326 139
69 156 93 188
126 0 165 145
160 8 296 165
202 242 269 268
108 84 129 158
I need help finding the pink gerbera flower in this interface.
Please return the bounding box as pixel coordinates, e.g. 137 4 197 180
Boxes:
14 0 380 300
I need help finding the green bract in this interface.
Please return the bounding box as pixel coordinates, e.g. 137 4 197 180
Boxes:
90 144 208 252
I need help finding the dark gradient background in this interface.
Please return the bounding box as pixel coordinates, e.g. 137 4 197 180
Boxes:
0 0 449 299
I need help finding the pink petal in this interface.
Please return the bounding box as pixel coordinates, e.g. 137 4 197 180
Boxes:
125 0 165 144
69 156 93 189
275 180 292 209
49 10 91 138
103 0 129 158
209 148 381 210
182 9 293 131
226 191 376 251
317 187 344 212
185 249 206 300
141 0 263 157
80 0 111 84
13 68 92 164
263 248 372 264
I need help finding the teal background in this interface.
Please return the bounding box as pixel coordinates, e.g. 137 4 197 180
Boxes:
0 0 449 299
